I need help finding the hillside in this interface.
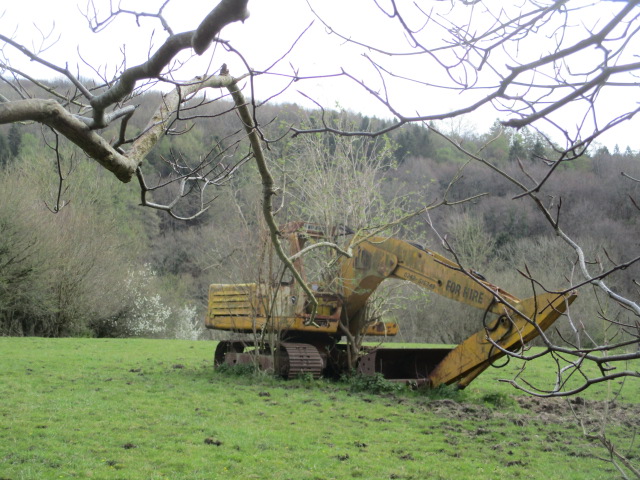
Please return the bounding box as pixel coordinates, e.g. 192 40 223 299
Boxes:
0 89 639 344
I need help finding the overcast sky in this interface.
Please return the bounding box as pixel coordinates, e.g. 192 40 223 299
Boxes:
2 0 639 150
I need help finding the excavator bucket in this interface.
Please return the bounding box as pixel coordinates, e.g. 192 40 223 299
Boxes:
427 291 577 388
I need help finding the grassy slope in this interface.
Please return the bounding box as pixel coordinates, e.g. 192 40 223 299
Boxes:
0 338 637 480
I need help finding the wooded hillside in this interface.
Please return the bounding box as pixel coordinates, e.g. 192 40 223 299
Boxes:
1 89 638 344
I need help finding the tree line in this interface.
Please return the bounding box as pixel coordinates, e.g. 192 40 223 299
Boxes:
1 90 638 343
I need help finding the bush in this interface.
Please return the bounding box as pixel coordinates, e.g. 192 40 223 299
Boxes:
0 154 147 336
343 372 405 394
215 362 261 377
419 383 467 402
480 392 514 408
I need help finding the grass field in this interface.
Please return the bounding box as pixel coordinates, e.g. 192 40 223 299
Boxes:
1 337 638 480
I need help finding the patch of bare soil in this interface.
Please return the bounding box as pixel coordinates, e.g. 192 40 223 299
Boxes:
425 396 640 428
514 396 640 428
424 399 493 421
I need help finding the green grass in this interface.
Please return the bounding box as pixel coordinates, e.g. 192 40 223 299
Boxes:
0 338 637 480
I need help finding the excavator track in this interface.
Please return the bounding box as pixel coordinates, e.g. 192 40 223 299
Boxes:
214 340 325 379
280 343 324 379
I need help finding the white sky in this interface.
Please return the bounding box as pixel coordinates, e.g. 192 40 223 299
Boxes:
1 0 639 150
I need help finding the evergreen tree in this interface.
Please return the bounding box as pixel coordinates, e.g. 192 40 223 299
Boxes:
595 145 610 157
394 124 432 163
8 124 21 158
531 138 546 161
508 135 526 162
0 132 9 168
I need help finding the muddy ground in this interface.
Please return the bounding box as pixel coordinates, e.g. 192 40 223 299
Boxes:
423 395 640 429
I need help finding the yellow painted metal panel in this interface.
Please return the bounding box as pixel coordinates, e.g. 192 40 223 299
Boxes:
363 322 399 336
208 308 256 315
428 291 576 387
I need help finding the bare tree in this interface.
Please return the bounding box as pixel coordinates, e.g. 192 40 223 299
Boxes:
0 0 250 215
0 0 638 399
281 0 640 398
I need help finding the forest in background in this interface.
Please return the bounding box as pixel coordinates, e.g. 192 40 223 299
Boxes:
1 86 639 344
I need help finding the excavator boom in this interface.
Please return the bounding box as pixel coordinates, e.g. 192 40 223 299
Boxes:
339 236 522 335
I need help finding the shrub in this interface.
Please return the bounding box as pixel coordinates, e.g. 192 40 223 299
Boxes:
481 392 515 408
343 372 405 394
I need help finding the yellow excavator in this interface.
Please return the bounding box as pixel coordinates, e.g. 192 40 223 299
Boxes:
206 222 576 388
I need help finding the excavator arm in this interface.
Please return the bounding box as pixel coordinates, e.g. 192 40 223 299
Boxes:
339 235 576 387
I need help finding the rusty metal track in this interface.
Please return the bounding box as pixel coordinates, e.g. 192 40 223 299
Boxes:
281 343 324 379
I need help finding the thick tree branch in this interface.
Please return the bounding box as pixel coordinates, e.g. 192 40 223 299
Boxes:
89 0 250 128
0 0 252 182
0 98 136 181
128 74 243 165
192 0 250 55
